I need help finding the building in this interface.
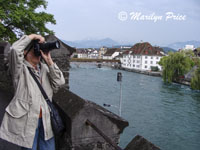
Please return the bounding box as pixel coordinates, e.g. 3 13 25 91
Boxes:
98 46 107 59
103 48 121 60
88 49 99 59
71 49 88 58
120 46 131 50
115 53 123 62
184 45 195 50
76 49 88 58
121 42 165 71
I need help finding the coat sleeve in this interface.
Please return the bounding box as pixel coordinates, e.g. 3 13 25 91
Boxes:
48 63 65 93
8 35 32 87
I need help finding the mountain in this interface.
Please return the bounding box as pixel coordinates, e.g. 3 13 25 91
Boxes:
62 38 200 50
167 40 200 50
161 47 177 53
62 38 119 48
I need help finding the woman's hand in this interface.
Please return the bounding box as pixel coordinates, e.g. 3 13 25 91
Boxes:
28 34 45 43
28 34 54 66
40 50 54 66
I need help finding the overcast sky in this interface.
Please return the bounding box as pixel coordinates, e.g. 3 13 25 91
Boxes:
43 0 200 46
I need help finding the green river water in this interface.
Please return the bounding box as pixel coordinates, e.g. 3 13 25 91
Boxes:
69 63 200 150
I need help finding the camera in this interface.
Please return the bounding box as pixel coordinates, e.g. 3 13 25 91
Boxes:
33 40 60 56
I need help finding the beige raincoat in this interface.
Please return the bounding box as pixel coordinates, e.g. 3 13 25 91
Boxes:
0 35 65 148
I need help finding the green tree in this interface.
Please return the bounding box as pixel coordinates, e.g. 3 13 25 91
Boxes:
159 52 194 83
191 60 200 90
0 0 56 43
181 49 195 58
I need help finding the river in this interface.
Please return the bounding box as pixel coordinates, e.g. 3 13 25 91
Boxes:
69 62 200 150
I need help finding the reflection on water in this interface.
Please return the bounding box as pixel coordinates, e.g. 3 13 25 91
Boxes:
69 63 200 150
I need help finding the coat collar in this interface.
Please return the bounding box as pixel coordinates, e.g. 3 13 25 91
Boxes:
24 60 42 78
24 60 34 69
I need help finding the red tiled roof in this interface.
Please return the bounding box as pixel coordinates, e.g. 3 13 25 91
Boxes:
122 50 130 55
127 42 164 56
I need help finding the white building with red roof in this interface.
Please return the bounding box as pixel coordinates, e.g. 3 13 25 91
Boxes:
122 42 165 71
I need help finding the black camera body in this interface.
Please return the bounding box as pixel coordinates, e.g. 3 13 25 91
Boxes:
33 40 60 56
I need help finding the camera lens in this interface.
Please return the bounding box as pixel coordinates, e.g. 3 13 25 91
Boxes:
33 40 60 56
55 41 60 49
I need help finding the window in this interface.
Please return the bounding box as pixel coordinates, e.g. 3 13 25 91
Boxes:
137 60 140 63
133 55 135 58
151 56 153 59
137 65 139 68
156 57 159 59
133 64 135 67
145 65 147 68
137 56 140 58
151 61 153 64
145 56 148 59
156 61 159 64
145 61 147 64
133 60 135 63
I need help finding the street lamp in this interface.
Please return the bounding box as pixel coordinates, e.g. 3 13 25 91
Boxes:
117 72 122 117
103 72 123 117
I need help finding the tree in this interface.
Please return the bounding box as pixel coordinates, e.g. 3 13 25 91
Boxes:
159 52 194 83
151 66 159 72
181 49 195 58
191 68 200 90
0 0 56 43
191 60 200 90
193 47 200 57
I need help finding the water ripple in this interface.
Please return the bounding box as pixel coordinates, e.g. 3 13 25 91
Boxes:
69 63 200 150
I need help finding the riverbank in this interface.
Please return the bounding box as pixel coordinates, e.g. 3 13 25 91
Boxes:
70 58 120 63
118 67 162 77
113 66 191 86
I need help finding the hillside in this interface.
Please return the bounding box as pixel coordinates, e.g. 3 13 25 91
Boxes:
168 41 200 50
62 38 119 48
161 47 177 53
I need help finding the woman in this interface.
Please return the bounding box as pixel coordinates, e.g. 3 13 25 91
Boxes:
0 34 65 150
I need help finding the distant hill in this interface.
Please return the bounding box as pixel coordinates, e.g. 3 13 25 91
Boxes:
161 47 177 53
167 40 200 50
61 38 200 51
62 38 119 48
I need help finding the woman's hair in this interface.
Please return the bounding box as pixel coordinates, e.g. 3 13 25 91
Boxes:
24 41 34 58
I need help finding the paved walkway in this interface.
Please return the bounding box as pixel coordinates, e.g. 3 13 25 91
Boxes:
0 91 20 150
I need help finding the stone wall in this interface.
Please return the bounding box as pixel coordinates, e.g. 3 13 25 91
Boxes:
53 89 128 150
45 35 75 89
0 42 12 92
